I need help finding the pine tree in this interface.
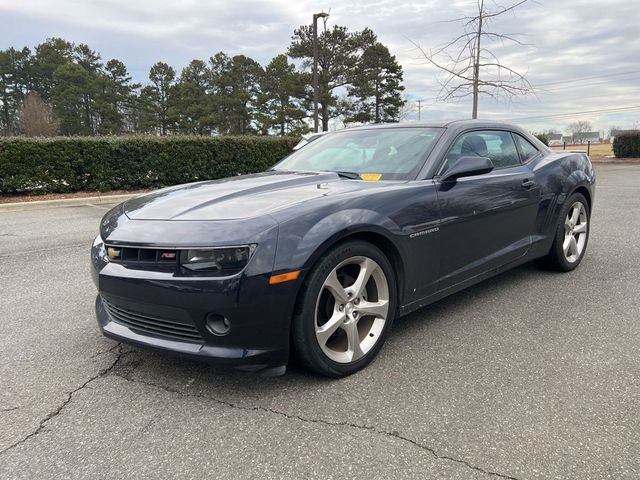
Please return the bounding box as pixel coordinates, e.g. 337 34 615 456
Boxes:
174 59 213 135
72 44 102 132
51 62 93 135
140 62 177 135
0 47 31 134
0 30 406 137
94 59 140 134
257 54 308 136
32 38 74 100
347 43 405 124
288 25 377 130
209 53 263 135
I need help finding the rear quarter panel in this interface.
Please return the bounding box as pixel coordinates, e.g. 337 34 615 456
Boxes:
528 151 595 255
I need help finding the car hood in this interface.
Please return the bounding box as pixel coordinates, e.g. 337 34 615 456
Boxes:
123 171 392 221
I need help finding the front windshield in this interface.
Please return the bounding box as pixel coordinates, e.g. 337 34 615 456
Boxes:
274 127 443 181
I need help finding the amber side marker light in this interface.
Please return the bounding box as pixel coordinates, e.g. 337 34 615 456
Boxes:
269 270 301 285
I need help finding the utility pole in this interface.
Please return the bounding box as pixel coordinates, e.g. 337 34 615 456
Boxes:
472 0 484 119
417 99 424 120
313 11 329 133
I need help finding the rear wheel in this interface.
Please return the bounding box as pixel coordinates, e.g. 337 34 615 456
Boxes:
538 192 590 271
292 241 397 377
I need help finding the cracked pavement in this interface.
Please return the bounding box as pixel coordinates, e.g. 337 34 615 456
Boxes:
1 164 639 479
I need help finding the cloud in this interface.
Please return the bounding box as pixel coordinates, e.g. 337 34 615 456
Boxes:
1 0 638 131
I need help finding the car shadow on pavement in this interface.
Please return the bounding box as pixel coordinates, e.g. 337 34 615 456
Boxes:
107 260 564 405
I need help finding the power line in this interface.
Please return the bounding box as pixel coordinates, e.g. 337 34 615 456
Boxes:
512 105 640 121
537 76 640 92
533 69 640 88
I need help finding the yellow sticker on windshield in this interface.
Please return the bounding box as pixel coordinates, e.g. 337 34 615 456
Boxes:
360 173 383 181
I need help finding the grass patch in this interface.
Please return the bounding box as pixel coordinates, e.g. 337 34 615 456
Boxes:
551 143 613 157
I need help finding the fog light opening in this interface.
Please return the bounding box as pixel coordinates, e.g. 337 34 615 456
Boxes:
205 314 231 336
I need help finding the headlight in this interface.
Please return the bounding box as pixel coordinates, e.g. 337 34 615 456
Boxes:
92 234 106 260
91 234 107 288
180 245 257 273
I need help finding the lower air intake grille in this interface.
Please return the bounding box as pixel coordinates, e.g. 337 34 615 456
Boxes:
103 299 203 342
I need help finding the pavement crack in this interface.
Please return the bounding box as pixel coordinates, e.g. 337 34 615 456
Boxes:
135 406 167 438
0 344 123 457
382 431 519 480
113 374 518 480
0 407 19 413
91 343 122 358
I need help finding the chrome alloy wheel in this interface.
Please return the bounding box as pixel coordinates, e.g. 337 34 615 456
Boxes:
563 201 588 263
314 256 390 363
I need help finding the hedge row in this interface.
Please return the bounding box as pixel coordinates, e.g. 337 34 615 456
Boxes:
0 135 299 195
613 131 640 158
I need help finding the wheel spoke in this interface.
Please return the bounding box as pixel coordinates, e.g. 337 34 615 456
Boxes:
350 258 376 298
343 321 364 362
569 236 578 256
573 222 587 234
358 299 389 319
324 270 348 303
570 205 581 225
563 235 572 255
316 311 346 346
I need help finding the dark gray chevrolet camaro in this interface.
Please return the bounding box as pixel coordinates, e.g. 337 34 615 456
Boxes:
91 120 595 377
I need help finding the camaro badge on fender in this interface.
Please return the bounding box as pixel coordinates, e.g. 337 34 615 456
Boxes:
409 226 439 238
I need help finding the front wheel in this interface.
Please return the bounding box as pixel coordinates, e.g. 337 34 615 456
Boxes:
538 192 590 271
292 241 397 378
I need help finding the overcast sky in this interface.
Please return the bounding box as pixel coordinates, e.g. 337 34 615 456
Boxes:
1 0 639 133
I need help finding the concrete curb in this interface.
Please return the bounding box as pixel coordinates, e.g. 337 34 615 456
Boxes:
0 193 139 213
591 159 640 164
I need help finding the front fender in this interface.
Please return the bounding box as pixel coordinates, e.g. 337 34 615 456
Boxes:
273 208 403 273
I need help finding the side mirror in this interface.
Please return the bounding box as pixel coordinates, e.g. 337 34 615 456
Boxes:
441 156 494 182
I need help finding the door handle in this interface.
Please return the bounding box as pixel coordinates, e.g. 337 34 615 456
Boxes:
521 179 536 189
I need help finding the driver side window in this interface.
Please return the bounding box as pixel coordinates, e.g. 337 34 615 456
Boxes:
446 130 521 170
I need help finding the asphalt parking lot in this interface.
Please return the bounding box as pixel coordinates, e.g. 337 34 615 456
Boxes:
1 164 639 479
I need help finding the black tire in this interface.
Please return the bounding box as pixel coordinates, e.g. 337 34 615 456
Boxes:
537 192 590 271
292 240 397 378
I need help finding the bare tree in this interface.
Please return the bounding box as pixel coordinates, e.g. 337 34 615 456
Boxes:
567 120 593 144
19 92 59 137
411 0 533 119
398 97 419 121
608 125 621 139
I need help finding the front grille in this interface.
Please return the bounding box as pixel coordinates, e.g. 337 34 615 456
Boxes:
105 245 178 265
103 299 203 342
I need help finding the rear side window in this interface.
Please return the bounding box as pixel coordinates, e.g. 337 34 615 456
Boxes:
514 134 539 162
446 130 520 169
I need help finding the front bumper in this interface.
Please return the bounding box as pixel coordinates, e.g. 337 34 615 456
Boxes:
91 224 299 373
95 294 292 373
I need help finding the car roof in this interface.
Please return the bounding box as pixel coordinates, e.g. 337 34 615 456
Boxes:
341 119 525 131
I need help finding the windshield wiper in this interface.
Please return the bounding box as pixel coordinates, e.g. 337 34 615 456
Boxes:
325 170 360 180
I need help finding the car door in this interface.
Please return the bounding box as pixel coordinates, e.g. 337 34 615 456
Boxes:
435 129 540 290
